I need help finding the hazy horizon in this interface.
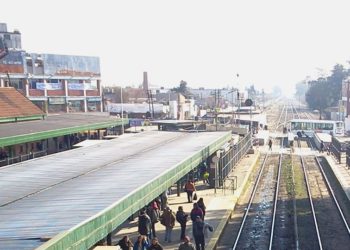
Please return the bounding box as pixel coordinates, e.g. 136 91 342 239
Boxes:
2 0 350 97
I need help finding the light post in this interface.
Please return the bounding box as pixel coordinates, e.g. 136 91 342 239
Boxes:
120 86 124 135
236 74 240 126
228 88 239 127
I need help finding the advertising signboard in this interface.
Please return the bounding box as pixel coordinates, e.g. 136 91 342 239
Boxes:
0 50 24 73
36 82 62 90
49 97 66 105
42 54 100 77
87 97 102 102
68 83 84 90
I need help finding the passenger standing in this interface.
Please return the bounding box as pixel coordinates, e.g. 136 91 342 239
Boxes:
160 190 168 210
146 201 160 238
184 180 196 203
160 206 176 243
192 216 205 250
178 236 196 250
117 235 133 250
147 237 163 250
327 143 332 155
176 206 188 240
192 216 213 250
133 235 149 250
202 170 209 185
196 198 206 220
138 209 152 240
320 140 324 153
268 139 272 151
190 203 204 222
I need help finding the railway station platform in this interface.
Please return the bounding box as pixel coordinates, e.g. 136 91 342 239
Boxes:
107 149 260 250
323 154 350 200
0 131 232 250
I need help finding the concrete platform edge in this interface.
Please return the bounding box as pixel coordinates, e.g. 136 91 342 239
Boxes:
206 151 261 250
324 155 350 201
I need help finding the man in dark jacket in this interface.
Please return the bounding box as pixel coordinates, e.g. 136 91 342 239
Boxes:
138 209 151 240
176 206 188 240
147 237 163 250
192 216 205 250
178 236 195 250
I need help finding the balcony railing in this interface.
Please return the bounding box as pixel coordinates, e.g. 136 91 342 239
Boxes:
0 150 47 167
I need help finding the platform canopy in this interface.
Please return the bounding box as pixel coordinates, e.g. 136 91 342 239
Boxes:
0 131 231 250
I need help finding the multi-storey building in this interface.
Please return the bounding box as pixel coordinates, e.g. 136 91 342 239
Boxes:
0 23 102 113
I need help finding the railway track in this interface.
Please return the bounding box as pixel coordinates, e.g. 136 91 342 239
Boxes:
232 154 281 249
295 139 350 249
303 156 350 249
218 101 350 249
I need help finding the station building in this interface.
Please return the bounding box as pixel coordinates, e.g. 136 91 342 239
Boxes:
0 23 102 114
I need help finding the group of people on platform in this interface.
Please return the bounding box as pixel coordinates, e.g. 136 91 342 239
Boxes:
115 179 212 250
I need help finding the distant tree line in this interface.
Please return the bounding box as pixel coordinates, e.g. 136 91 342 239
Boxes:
305 64 350 119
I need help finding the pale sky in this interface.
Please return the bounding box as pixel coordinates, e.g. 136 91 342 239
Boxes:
2 0 350 96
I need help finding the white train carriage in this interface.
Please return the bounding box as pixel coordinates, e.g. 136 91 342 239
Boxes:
289 119 344 137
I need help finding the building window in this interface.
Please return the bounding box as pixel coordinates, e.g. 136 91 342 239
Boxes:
29 79 43 89
48 79 59 83
34 59 43 68
10 79 23 90
26 60 33 67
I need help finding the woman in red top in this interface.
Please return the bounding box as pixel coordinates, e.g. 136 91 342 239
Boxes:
184 180 196 203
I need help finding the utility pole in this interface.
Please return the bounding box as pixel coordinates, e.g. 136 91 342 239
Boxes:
231 87 234 127
148 90 154 119
236 74 240 126
120 87 124 135
214 89 217 131
262 89 265 111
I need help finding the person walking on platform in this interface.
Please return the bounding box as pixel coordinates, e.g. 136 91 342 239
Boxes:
197 198 206 220
184 179 196 203
320 140 324 153
160 206 176 243
138 209 152 240
176 206 189 240
147 237 163 250
178 236 196 250
133 235 149 250
268 139 272 151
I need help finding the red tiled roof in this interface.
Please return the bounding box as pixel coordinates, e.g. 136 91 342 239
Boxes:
0 87 44 118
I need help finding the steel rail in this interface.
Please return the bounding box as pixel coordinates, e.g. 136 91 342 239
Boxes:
315 156 350 235
269 154 283 250
291 153 300 250
299 146 324 250
232 154 269 250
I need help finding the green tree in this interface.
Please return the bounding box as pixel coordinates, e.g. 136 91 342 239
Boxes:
172 80 190 97
295 81 308 98
305 79 331 119
247 85 257 100
305 64 348 118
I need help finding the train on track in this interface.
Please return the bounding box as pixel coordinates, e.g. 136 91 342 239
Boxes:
289 119 344 137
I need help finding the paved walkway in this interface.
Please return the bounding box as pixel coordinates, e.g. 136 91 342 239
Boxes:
324 154 350 200
106 150 260 250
